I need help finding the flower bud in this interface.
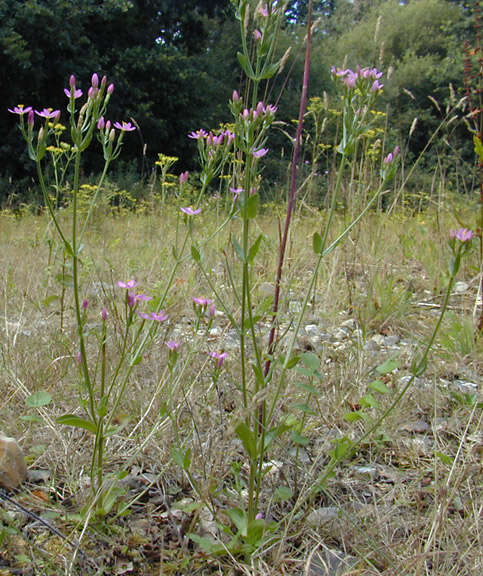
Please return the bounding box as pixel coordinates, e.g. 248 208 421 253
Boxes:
107 83 115 95
91 73 99 88
232 90 240 102
109 128 116 142
97 116 105 130
28 109 34 127
101 75 107 87
105 120 111 131
82 299 89 309
69 74 76 88
179 171 189 184
101 307 108 320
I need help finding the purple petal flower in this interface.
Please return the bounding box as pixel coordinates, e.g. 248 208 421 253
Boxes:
371 80 384 91
188 129 208 139
256 3 268 17
137 311 151 320
64 87 83 99
449 228 474 243
230 186 244 199
252 147 269 158
210 351 227 369
8 105 33 115
253 29 262 41
113 121 136 132
166 340 180 351
35 108 60 119
192 297 214 307
151 311 168 322
181 206 201 216
117 279 138 289
179 171 189 184
129 292 152 308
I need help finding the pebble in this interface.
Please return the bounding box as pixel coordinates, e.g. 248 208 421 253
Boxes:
0 434 27 490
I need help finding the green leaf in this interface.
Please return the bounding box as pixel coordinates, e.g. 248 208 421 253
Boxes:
235 422 257 460
435 451 454 465
191 244 201 262
294 402 316 415
290 430 310 446
376 357 399 375
473 134 483 162
273 485 293 502
232 237 245 262
343 411 364 422
26 390 52 408
129 354 143 366
171 446 191 471
301 352 320 373
56 414 96 434
226 507 248 537
188 533 226 556
329 436 353 461
247 234 263 263
369 380 391 394
285 355 300 369
359 393 380 409
19 414 44 423
237 51 255 79
313 232 323 254
258 60 280 80
246 194 259 219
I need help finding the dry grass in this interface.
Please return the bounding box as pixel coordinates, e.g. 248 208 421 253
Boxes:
0 201 481 575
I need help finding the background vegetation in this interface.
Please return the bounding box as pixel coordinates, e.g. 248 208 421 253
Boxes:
0 0 475 205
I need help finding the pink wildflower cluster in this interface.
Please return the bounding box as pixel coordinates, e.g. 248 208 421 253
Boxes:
331 65 384 91
241 100 277 121
188 128 235 146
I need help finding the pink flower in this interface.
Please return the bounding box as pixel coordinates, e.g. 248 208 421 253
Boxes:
107 83 115 95
192 297 214 307
230 186 243 199
450 228 474 243
210 351 227 369
64 87 83 99
383 145 400 164
232 90 240 102
166 340 180 351
82 299 89 310
252 147 269 158
35 108 61 119
256 3 268 18
8 105 33 115
117 279 138 289
181 206 201 215
101 307 108 321
253 29 262 41
113 121 136 132
151 311 168 322
179 171 189 184
188 129 208 139
128 292 152 308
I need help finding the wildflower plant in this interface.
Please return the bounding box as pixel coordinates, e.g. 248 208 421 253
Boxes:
8 74 172 514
